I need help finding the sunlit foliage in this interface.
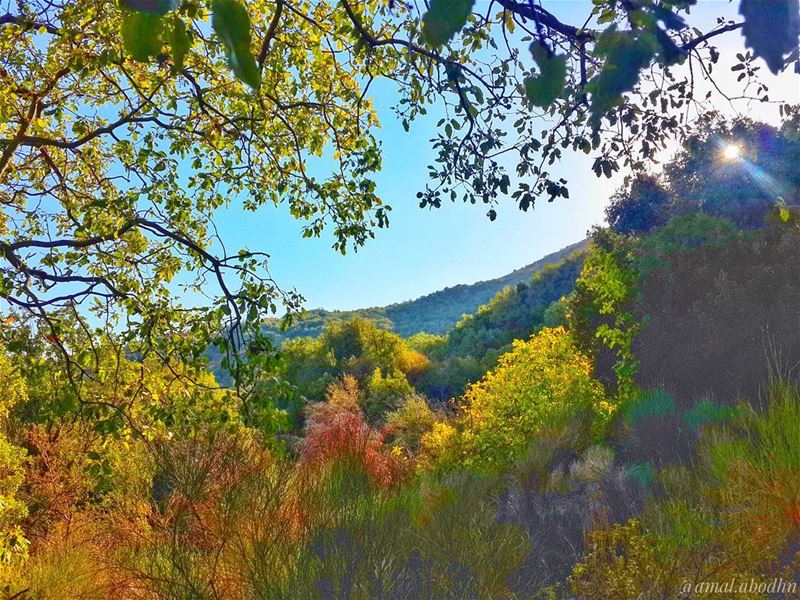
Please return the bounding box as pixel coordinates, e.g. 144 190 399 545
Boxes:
0 345 28 586
569 229 640 403
439 327 608 471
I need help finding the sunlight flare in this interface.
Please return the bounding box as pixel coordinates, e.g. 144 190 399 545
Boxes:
723 144 741 160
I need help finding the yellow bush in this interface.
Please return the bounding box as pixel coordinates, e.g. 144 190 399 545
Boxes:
455 327 608 470
324 374 361 410
570 519 664 600
419 421 460 471
385 394 438 455
364 367 413 422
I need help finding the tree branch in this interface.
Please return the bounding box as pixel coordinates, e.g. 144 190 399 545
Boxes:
0 12 59 34
7 221 140 251
494 0 595 42
5 115 159 150
681 22 744 52
258 0 284 68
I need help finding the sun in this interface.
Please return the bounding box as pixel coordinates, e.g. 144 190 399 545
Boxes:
723 144 741 160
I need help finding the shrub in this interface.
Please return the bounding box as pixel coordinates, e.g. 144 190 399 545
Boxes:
592 381 800 599
568 231 640 404
569 519 665 599
454 327 608 471
301 378 405 487
617 388 695 469
618 388 740 473
0 346 28 587
419 420 460 472
363 367 413 424
631 223 800 404
283 468 531 599
324 373 361 410
0 436 27 589
384 393 438 457
17 520 114 600
705 381 800 555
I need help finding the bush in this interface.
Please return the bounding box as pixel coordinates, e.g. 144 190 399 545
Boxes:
451 327 609 471
632 223 800 404
384 393 438 457
569 519 665 599
568 230 640 403
0 346 28 588
301 377 406 487
579 380 800 599
364 368 414 424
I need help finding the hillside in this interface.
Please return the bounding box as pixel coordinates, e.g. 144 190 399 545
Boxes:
263 239 588 342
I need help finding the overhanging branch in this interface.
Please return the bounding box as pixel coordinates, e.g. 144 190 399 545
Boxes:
0 12 59 34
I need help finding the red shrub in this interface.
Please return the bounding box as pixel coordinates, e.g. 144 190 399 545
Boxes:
300 393 405 487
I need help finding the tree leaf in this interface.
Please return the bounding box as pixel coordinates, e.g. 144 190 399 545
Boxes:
121 11 164 62
120 0 178 15
524 44 567 108
587 28 657 121
740 0 800 74
422 0 475 48
170 16 190 72
212 0 261 90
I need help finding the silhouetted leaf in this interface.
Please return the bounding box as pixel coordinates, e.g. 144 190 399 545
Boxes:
121 11 163 61
422 0 474 48
524 44 567 108
740 0 800 74
212 0 261 89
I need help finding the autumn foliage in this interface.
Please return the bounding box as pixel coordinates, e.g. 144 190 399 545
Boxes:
425 327 608 471
300 375 407 487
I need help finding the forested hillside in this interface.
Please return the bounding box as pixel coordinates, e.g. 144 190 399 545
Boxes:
261 240 587 341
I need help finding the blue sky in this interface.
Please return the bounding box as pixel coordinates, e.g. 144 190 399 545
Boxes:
211 1 799 312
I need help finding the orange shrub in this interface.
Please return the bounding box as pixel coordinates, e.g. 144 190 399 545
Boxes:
301 378 406 487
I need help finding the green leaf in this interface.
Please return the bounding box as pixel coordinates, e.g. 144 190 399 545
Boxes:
587 28 657 121
524 44 567 108
120 0 178 15
212 0 261 90
121 11 164 62
740 0 800 74
170 16 190 72
422 0 475 48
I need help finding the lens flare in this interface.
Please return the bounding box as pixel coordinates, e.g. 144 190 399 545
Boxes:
723 144 741 160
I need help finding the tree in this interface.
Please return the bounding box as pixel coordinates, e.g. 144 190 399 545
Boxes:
663 114 800 228
279 318 428 405
605 174 669 234
603 111 800 236
605 114 800 232
1 0 797 396
0 0 395 397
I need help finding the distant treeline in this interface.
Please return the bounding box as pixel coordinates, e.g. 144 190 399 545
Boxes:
259 239 587 342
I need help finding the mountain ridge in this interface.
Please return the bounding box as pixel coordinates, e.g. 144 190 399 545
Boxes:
264 238 588 341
